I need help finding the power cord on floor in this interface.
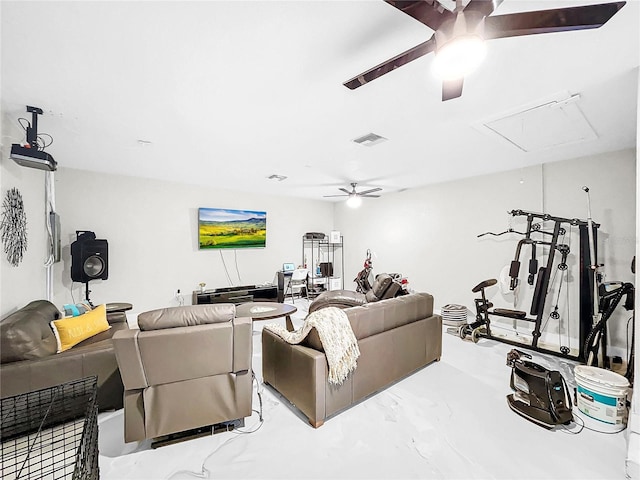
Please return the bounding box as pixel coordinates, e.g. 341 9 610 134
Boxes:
558 416 584 435
166 436 236 479
166 371 264 479
559 408 630 436
232 371 264 434
567 410 628 435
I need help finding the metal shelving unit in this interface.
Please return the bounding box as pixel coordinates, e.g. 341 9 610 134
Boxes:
302 235 344 297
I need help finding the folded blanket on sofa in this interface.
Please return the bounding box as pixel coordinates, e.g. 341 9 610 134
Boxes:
264 307 360 385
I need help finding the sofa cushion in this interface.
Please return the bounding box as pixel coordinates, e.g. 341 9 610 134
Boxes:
302 293 434 352
62 302 92 317
363 293 433 331
50 304 111 353
138 304 236 331
308 290 367 314
1 300 61 363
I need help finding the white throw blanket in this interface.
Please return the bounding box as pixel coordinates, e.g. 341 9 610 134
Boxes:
264 307 360 385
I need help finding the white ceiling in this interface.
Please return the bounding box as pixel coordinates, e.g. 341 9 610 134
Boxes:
2 1 638 201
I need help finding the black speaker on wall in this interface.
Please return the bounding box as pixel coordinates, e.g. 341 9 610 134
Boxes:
71 231 108 283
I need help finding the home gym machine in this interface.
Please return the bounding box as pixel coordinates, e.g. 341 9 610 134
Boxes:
461 209 598 362
581 187 635 371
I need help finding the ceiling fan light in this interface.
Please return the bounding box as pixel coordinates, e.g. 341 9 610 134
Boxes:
346 195 362 208
432 35 486 81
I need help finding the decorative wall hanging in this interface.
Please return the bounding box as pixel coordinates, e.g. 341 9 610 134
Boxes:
0 188 28 266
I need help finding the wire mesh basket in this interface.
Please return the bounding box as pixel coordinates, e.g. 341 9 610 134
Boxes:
1 376 99 480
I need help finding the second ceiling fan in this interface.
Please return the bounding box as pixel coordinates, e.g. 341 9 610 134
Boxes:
324 183 382 207
324 183 382 198
343 0 626 101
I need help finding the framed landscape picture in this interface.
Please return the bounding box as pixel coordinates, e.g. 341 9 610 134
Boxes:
198 208 267 249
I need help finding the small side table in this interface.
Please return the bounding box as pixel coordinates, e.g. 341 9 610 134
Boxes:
235 302 297 331
106 302 133 314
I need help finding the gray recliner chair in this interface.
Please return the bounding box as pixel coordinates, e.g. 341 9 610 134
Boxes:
308 273 402 314
112 304 253 444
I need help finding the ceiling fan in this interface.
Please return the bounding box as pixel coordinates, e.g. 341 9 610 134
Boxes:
324 183 382 207
343 0 626 101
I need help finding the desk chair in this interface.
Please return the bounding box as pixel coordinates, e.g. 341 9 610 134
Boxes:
285 268 309 303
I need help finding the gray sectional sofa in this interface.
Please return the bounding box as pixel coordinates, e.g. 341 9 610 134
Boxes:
0 300 128 410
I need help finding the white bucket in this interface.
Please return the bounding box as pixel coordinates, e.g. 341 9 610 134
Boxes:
574 365 629 433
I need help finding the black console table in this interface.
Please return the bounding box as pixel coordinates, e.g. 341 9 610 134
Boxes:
193 285 279 305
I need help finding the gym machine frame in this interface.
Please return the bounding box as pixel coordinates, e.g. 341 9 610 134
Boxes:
471 209 598 362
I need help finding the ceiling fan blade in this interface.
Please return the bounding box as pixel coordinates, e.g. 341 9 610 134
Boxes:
360 195 381 198
323 194 349 197
384 0 454 32
344 37 436 90
442 77 464 101
484 2 626 40
338 188 351 194
357 187 382 195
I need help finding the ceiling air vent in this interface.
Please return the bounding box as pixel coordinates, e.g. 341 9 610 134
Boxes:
268 174 287 181
352 133 387 147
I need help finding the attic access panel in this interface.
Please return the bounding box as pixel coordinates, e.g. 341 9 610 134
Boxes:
480 94 598 152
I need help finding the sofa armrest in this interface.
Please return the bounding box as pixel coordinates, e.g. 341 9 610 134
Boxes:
0 342 123 410
112 330 148 390
308 290 367 314
107 312 128 325
262 328 327 426
233 316 252 373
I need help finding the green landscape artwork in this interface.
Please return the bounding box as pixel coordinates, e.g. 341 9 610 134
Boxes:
198 208 267 249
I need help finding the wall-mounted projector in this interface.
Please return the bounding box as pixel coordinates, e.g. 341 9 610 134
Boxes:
10 144 57 171
10 105 57 171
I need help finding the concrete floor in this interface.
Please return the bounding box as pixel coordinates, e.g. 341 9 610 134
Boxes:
98 299 630 479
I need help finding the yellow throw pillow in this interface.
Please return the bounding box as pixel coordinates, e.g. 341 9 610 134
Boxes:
50 304 111 353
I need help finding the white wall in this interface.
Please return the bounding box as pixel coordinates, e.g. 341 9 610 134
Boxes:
335 149 636 355
625 75 639 480
1 166 334 316
0 111 52 313
2 148 635 349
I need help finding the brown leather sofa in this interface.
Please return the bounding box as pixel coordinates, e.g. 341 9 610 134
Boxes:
112 304 253 443
0 300 128 411
262 292 442 427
